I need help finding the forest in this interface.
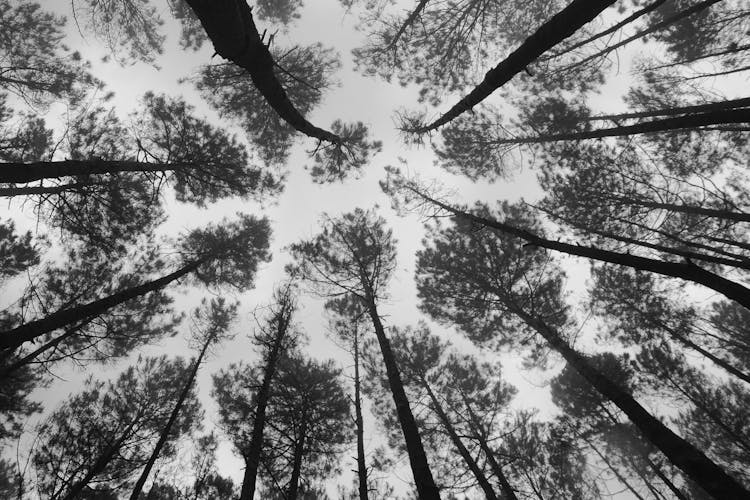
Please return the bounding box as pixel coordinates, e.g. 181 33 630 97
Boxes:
0 0 748 498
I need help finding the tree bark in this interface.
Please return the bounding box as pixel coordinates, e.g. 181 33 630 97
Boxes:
354 327 369 500
422 378 498 500
611 196 750 223
490 108 750 145
364 294 441 499
183 0 342 144
239 304 292 500
514 307 750 500
408 188 750 310
461 395 518 500
406 0 617 133
288 417 307 500
0 260 204 351
128 335 213 500
583 97 750 122
0 159 188 184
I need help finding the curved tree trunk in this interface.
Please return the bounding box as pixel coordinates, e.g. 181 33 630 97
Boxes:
406 0 617 133
514 307 750 500
128 335 213 500
0 259 204 351
422 379 498 500
364 294 441 499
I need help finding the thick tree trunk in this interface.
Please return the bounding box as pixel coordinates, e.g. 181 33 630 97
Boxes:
354 327 369 500
406 0 617 133
128 336 212 500
583 97 750 122
0 260 204 351
364 294 441 499
0 160 185 184
61 414 141 500
409 189 750 310
461 395 518 500
514 307 750 500
183 0 341 144
422 379 498 500
239 307 292 500
489 108 750 145
288 418 307 500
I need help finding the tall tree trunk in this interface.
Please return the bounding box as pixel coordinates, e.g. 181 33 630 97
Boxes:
288 417 307 500
363 293 441 499
61 414 141 500
582 435 647 500
406 188 750 310
239 304 293 500
487 108 750 145
421 378 498 500
387 0 431 50
183 0 342 145
611 196 750 223
405 0 618 133
461 394 518 500
646 458 690 500
129 335 213 500
353 326 369 500
0 159 187 184
0 181 101 197
583 97 750 122
513 306 750 500
0 259 205 351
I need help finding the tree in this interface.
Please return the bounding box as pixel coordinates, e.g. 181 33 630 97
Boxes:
290 208 442 499
412 201 750 498
129 298 238 500
32 355 203 499
0 213 271 351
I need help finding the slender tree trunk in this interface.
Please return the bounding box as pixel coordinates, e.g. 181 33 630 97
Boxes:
513 306 750 500
239 305 292 500
489 108 750 145
582 436 647 500
387 0 431 50
288 418 307 500
0 159 186 184
583 97 750 122
422 379 498 500
611 196 750 223
183 0 342 145
363 293 441 499
406 0 618 133
407 188 750 310
648 44 750 71
129 335 213 500
646 458 690 500
61 414 141 500
0 260 205 351
0 181 100 197
461 394 519 500
353 327 369 500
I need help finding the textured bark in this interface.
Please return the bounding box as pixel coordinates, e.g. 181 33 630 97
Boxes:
422 379 498 500
0 160 189 184
515 308 750 500
489 108 750 144
364 294 441 499
462 395 518 500
409 189 750 310
287 417 307 500
0 260 204 351
128 336 212 500
407 0 617 133
583 97 750 122
183 0 342 144
354 327 369 500
239 308 292 500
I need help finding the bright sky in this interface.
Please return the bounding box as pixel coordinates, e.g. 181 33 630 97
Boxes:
6 0 744 498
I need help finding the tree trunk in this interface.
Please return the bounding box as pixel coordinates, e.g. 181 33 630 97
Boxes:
583 436 647 500
612 196 750 223
646 458 690 500
0 260 204 351
408 189 750 310
183 0 342 145
514 307 750 500
239 306 292 500
422 379 498 500
387 0 431 50
583 97 750 122
61 414 141 500
288 417 307 500
489 108 750 145
129 335 213 500
0 181 100 197
406 0 618 133
363 294 441 499
0 159 188 184
461 395 519 500
354 327 369 500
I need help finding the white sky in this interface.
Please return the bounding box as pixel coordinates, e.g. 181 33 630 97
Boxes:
4 0 745 498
